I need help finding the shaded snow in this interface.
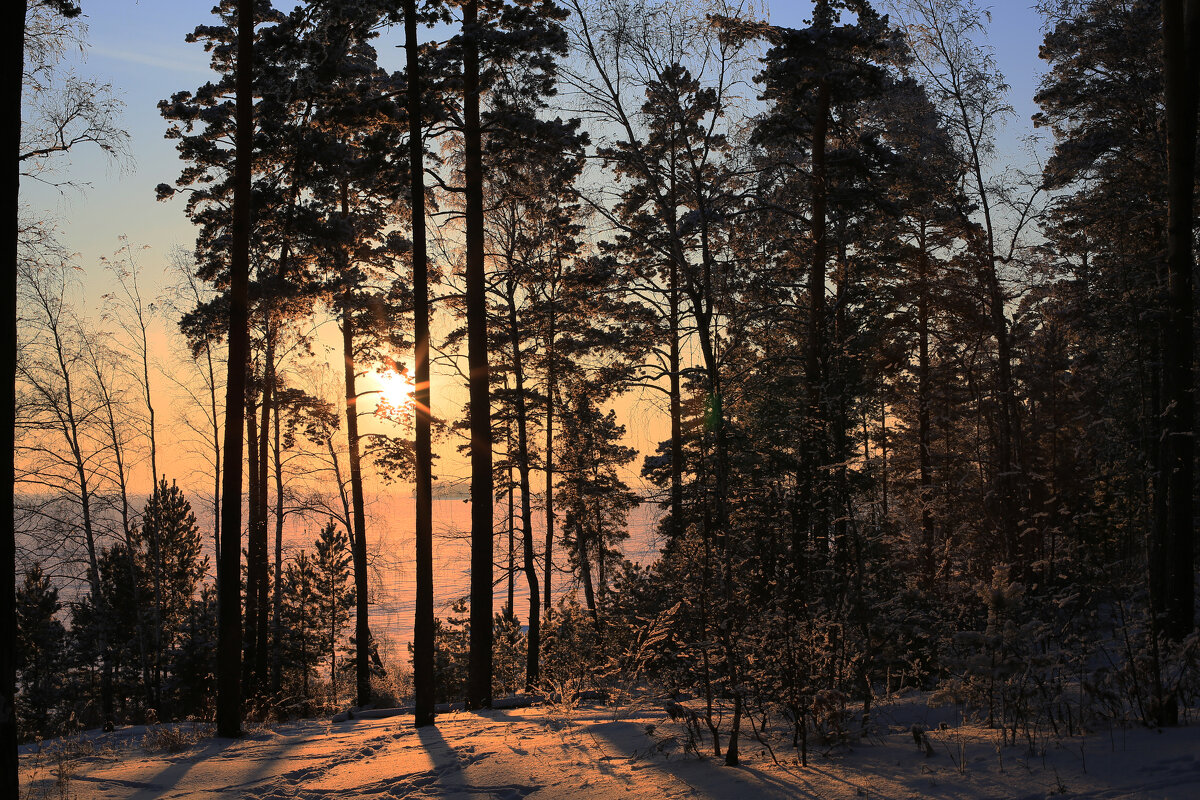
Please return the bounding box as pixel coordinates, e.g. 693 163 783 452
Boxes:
19 698 1200 799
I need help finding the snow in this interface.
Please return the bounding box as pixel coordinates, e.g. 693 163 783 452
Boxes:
19 697 1200 799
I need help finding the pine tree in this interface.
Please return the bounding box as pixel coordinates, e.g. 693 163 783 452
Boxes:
403 0 437 731
556 389 639 628
263 0 409 709
1157 0 1197 694
481 73 590 689
460 0 493 711
69 543 145 726
431 598 470 704
313 521 355 707
160 0 317 707
1034 0 1194 724
894 0 1030 572
222 0 254 739
280 550 321 709
168 585 218 719
136 478 208 715
567 1 760 761
752 0 906 570
446 0 571 710
14 565 67 736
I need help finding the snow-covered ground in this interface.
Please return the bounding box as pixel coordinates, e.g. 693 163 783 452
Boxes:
19 697 1200 799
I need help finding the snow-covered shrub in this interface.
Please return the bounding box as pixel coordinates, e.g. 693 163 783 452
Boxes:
423 598 470 703
141 721 211 753
492 605 528 698
540 599 604 700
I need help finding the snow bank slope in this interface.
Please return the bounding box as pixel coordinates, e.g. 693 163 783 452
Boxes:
19 703 1200 799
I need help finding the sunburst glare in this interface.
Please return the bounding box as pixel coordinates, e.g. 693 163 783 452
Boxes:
374 366 416 423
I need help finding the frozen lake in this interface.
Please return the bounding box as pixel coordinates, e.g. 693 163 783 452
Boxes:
358 494 665 651
15 489 666 656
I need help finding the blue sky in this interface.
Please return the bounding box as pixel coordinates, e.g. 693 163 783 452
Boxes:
23 0 1049 297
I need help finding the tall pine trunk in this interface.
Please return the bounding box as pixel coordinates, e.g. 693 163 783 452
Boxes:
3 3 27 790
254 333 272 689
463 0 494 710
668 254 683 541
543 319 556 614
1156 0 1198 726
506 417 515 610
341 301 372 708
207 332 221 585
217 0 254 739
271 378 284 694
664 174 684 544
243 385 260 696
802 73 832 594
917 221 935 583
506 284 540 688
578 520 598 626
406 0 435 727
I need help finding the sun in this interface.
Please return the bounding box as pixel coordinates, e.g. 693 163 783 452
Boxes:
381 368 415 405
374 366 416 423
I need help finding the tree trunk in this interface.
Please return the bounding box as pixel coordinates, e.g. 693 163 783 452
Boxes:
507 416 515 612
543 319 555 615
579 521 598 627
341 302 372 708
87 353 151 712
330 567 338 705
3 3 27 789
807 77 831 560
956 91 1024 572
463 0 493 710
52 311 112 724
79 467 111 726
271 376 284 694
506 286 541 689
917 220 935 583
244 385 260 696
669 257 683 541
216 0 253 740
406 0 435 728
879 404 889 519
137 299 158 488
149 478 164 710
1156 0 1198 726
255 332 272 690
725 693 742 766
207 333 221 585
808 79 829 411
663 169 684 545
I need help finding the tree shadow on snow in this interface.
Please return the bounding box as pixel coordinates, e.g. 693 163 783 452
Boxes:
417 714 540 799
579 714 821 800
416 722 476 795
70 737 237 799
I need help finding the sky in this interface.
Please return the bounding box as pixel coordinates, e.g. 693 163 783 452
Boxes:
25 0 1050 279
20 0 1052 495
